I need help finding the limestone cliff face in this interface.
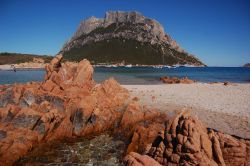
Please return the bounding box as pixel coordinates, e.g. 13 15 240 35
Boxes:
71 11 165 42
61 11 204 66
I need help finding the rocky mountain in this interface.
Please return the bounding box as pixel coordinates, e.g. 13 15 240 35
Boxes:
60 11 205 66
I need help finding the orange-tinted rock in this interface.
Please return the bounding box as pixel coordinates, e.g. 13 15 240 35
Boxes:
124 112 250 166
122 102 160 127
72 59 93 85
160 76 195 84
120 101 144 129
215 132 250 166
44 54 63 81
124 152 161 166
45 55 94 89
0 55 249 166
41 79 57 92
0 56 130 165
146 112 219 165
126 117 166 154
93 78 129 110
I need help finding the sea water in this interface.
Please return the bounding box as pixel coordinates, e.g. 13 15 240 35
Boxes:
0 67 250 85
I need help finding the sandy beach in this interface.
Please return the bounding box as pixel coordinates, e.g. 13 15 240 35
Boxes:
0 63 46 70
123 83 250 139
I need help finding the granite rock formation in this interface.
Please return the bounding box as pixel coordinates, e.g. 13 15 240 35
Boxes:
0 55 130 165
61 11 204 66
0 55 249 166
123 112 250 166
160 76 196 84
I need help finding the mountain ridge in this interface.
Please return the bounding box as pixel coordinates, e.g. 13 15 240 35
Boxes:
61 11 205 66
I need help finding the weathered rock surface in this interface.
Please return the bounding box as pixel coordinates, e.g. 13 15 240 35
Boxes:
123 112 250 166
124 152 161 166
70 11 166 46
61 11 204 66
160 76 196 84
0 56 249 166
0 55 130 165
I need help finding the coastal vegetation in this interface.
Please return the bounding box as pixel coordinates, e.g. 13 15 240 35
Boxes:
0 52 53 65
61 11 205 66
63 38 200 65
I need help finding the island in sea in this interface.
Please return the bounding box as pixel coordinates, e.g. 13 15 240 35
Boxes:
60 11 205 66
1 11 205 69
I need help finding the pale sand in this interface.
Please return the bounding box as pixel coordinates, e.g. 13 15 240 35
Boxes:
123 83 250 139
0 63 46 70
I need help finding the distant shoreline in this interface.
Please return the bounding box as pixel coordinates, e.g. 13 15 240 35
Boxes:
0 63 204 71
0 68 45 71
1 65 249 85
2 63 249 70
0 64 47 71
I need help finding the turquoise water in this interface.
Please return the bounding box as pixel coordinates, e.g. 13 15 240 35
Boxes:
0 67 250 85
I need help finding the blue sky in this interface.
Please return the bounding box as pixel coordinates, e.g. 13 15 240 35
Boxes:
0 0 249 66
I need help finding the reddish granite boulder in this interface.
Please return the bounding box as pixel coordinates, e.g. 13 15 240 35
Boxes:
0 55 129 165
124 152 161 166
124 112 250 166
72 59 93 85
214 132 250 166
93 78 129 110
126 116 167 154
44 54 94 90
160 76 195 84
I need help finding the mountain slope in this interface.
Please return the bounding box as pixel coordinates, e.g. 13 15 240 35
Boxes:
61 11 205 66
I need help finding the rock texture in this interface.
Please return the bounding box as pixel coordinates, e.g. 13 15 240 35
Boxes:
0 56 248 166
160 76 196 84
123 112 250 166
61 11 204 66
67 11 166 47
0 55 130 165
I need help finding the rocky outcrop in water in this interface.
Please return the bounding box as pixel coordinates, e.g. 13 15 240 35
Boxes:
160 76 196 84
0 56 249 165
61 11 204 66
